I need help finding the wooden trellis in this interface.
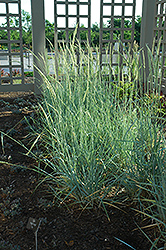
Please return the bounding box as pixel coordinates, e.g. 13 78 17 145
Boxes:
140 0 166 94
54 0 91 46
99 0 136 68
154 0 166 93
0 0 33 92
0 0 165 94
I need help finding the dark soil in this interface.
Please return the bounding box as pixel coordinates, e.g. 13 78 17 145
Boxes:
0 92 165 250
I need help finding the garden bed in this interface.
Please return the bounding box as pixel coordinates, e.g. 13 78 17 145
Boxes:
0 92 165 250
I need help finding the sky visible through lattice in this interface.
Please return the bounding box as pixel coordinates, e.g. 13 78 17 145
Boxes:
0 0 143 26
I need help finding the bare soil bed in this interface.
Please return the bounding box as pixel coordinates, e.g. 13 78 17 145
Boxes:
0 92 164 250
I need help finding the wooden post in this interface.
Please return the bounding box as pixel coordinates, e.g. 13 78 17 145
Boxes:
31 0 45 94
140 0 156 49
140 0 156 88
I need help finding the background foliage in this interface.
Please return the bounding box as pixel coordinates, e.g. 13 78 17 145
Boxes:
0 10 141 49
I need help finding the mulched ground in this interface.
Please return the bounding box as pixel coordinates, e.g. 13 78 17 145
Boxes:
0 92 165 250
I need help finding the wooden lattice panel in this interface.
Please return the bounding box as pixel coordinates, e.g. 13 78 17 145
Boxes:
54 0 91 46
100 0 136 67
0 0 31 91
154 0 166 93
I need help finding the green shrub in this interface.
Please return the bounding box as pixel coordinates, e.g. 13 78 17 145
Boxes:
24 71 33 77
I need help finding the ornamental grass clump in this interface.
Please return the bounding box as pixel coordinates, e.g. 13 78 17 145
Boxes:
29 37 165 225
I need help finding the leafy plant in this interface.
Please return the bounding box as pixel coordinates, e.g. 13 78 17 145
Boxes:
0 69 20 77
0 187 22 218
24 71 33 77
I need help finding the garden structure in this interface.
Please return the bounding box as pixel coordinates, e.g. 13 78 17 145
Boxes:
0 0 165 94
